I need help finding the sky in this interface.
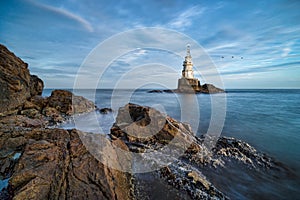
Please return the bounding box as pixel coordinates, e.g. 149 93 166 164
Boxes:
0 0 299 89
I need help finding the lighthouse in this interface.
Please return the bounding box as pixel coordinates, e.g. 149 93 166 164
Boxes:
182 45 194 79
177 45 201 92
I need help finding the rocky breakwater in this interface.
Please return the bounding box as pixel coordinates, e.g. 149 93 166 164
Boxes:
0 44 133 199
110 103 291 199
147 84 224 94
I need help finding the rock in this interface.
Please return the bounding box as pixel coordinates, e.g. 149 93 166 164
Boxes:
98 107 113 114
0 115 46 128
158 161 228 199
110 103 228 199
29 75 44 96
187 171 210 190
200 84 224 94
213 136 274 168
0 44 31 115
47 90 95 115
163 89 175 93
21 90 95 125
0 44 45 117
148 84 224 94
42 107 63 123
112 103 194 145
28 96 47 111
0 128 133 200
0 44 133 199
171 83 224 94
23 100 41 110
147 89 163 93
109 103 290 200
20 109 40 119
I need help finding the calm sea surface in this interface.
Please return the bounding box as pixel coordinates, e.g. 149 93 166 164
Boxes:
43 89 300 199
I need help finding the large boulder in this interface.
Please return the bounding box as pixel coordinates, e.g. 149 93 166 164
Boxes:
0 45 31 115
200 84 224 94
0 128 133 200
110 103 228 199
47 90 95 115
0 45 44 116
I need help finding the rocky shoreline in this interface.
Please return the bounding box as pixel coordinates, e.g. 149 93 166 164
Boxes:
0 44 293 199
0 44 135 199
109 103 291 199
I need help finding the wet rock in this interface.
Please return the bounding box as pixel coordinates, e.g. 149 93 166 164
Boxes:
163 89 174 93
98 107 113 114
213 137 274 168
187 171 210 190
148 90 163 93
160 162 228 200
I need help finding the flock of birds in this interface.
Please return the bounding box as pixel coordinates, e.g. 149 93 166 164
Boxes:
221 56 243 59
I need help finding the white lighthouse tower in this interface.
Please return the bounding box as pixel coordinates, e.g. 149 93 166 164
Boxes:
182 44 194 79
177 45 201 92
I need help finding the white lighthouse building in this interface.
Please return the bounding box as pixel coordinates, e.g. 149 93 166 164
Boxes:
182 45 194 79
177 45 201 92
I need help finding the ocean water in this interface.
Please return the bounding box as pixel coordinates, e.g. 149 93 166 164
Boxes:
43 89 300 199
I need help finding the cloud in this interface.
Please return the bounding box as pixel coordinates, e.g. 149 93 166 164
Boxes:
26 0 93 32
167 5 205 30
282 47 291 57
220 61 300 76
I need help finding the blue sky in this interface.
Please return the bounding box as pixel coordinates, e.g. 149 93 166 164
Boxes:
0 0 299 89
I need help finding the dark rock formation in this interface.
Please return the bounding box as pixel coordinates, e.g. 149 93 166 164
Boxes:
98 107 113 114
147 84 224 94
0 44 32 115
201 84 225 94
147 90 163 93
0 45 95 121
174 83 224 94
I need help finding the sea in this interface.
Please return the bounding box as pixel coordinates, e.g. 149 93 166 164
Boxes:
43 88 300 199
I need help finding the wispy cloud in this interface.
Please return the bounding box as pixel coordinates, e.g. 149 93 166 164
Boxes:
26 0 93 32
220 61 300 76
168 5 205 31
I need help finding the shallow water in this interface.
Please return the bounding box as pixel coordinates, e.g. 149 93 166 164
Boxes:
44 88 300 199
